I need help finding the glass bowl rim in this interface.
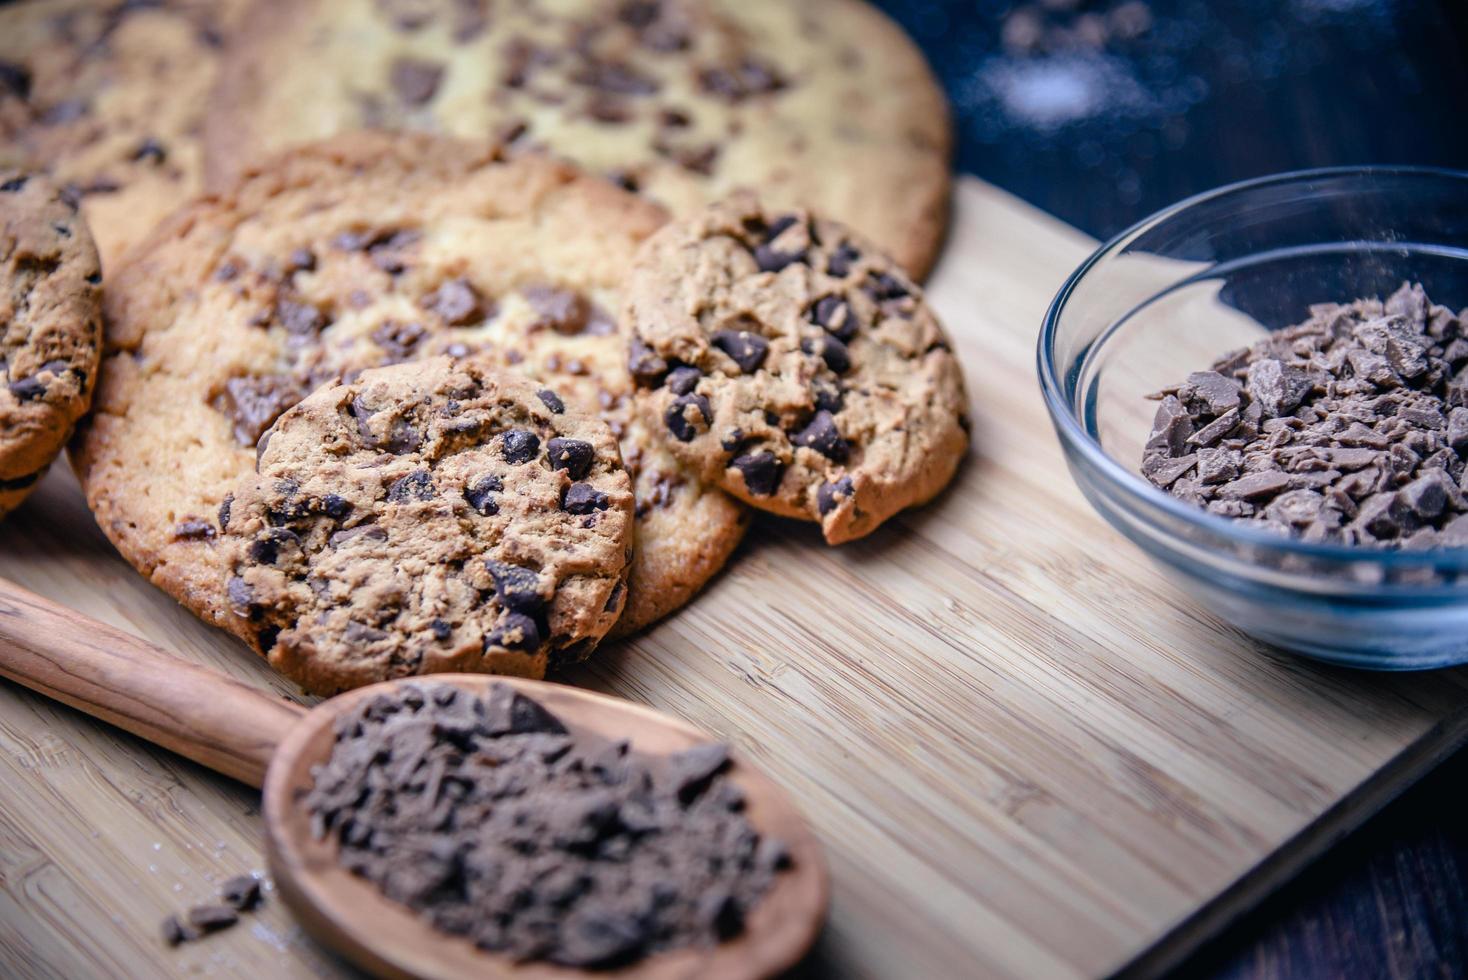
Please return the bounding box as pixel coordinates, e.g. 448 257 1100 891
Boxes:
1036 164 1468 567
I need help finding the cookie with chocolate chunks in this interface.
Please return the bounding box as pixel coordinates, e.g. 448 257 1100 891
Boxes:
74 132 744 654
221 358 633 694
0 170 101 519
204 0 952 279
625 194 970 543
0 0 250 270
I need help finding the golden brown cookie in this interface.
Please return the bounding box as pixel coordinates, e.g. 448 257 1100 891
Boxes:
204 0 952 279
1 170 102 518
73 132 746 651
623 194 970 544
222 358 634 694
0 0 248 271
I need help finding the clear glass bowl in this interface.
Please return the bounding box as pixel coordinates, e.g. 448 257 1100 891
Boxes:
1038 167 1468 670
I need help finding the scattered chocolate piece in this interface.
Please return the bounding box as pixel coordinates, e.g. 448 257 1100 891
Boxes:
302 683 788 967
1142 283 1468 548
186 904 238 933
220 875 263 912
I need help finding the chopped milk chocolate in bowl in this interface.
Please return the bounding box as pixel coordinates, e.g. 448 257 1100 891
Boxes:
624 194 971 544
220 358 635 695
1142 283 1468 549
300 681 794 968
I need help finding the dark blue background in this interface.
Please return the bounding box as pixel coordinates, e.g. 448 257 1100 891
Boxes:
868 1 1468 976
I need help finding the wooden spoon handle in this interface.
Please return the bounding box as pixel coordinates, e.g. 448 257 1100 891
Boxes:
0 578 305 787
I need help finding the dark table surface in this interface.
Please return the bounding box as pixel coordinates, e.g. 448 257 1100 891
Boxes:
869 0 1468 976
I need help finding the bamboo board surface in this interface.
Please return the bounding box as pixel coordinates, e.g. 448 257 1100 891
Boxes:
3 177 1468 980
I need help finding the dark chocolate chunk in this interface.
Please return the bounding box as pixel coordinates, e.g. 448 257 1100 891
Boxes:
390 56 445 104
172 519 216 541
665 394 711 442
524 285 596 334
864 270 910 301
0 62 31 101
464 475 503 515
753 241 803 274
711 329 769 373
328 525 387 548
387 469 436 502
214 375 303 448
812 378 844 414
791 410 849 461
485 611 542 651
371 319 427 360
557 913 648 967
276 298 327 336
482 683 568 735
731 452 783 496
247 528 299 565
668 742 730 804
826 242 861 278
132 137 167 164
226 576 255 613
7 375 48 401
697 57 786 101
811 294 857 341
425 278 485 325
563 482 610 514
285 248 316 273
802 335 851 374
538 389 565 414
161 914 197 947
817 475 854 515
218 494 234 531
321 494 353 520
666 366 701 395
485 559 544 612
546 438 595 480
186 905 239 933
501 429 540 464
629 338 669 386
220 875 263 912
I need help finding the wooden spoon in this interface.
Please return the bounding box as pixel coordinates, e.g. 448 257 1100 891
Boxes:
0 579 829 980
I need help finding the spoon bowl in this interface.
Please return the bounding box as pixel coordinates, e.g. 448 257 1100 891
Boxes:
0 580 829 979
265 675 829 980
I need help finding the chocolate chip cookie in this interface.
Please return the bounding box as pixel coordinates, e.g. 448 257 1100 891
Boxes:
1 171 102 519
74 132 746 654
0 0 248 270
204 0 952 279
624 194 970 544
222 358 633 694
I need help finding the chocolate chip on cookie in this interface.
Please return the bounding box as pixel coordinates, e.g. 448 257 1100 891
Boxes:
625 194 969 544
222 358 634 694
0 170 102 519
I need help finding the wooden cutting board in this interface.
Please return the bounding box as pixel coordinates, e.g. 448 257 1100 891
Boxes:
3 177 1467 980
